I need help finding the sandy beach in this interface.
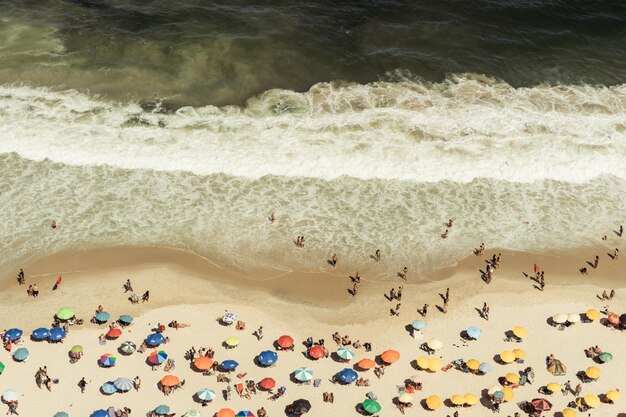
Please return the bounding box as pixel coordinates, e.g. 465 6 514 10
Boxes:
1 243 624 417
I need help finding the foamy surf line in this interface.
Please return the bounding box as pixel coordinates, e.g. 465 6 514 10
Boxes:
1 75 625 183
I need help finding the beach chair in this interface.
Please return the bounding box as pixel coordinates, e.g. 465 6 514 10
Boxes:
235 383 251 399
313 378 321 387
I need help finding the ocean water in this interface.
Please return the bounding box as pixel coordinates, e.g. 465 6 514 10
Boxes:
0 1 625 277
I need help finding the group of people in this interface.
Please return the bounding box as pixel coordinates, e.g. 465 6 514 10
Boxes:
34 367 54 391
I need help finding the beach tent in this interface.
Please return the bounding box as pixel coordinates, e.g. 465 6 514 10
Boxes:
425 394 441 410
113 377 134 391
120 341 136 354
48 327 66 342
193 356 213 371
381 349 400 364
293 367 313 382
196 389 216 401
357 358 376 370
337 347 355 360
276 335 294 349
362 399 381 414
12 348 28 361
31 328 49 341
547 359 566 376
95 312 110 323
220 360 239 371
338 368 358 383
149 350 168 365
259 378 275 390
216 409 235 417
5 329 22 341
291 399 312 414
56 307 75 321
257 350 278 366
145 333 165 347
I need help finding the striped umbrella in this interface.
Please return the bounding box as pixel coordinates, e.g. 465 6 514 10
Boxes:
531 398 552 411
196 389 216 401
149 350 168 365
113 377 134 391
294 367 313 382
120 341 136 354
337 347 355 360
235 412 254 417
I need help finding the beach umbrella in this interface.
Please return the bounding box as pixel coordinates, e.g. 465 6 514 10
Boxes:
585 366 601 379
31 328 49 341
466 326 481 339
585 309 600 321
48 327 66 342
149 350 168 365
235 412 253 417
398 393 413 404
562 408 577 417
381 349 400 363
99 353 116 367
450 395 465 406
292 399 312 414
505 373 519 384
567 313 580 323
409 375 421 384
546 382 561 393
257 350 278 366
427 357 442 372
119 315 133 324
531 398 552 411
183 411 203 417
196 389 216 401
500 350 515 363
95 311 110 322
221 313 237 324
56 307 75 321
337 347 355 360
113 377 134 391
12 347 29 361
362 399 381 414
416 356 430 369
547 359 567 376
426 339 443 351
584 393 600 408
90 410 108 417
106 328 122 339
155 405 170 415
70 345 83 353
276 335 294 349
620 313 626 326
5 328 23 341
120 341 136 354
502 386 514 402
2 390 19 401
357 358 376 370
259 378 275 390
160 375 180 387
411 320 427 330
294 367 313 382
606 389 621 401
479 362 493 373
607 313 619 325
512 326 527 339
598 352 613 363
308 345 325 359
145 333 165 347
493 390 504 399
100 382 117 395
425 394 441 410
54 413 70 417
513 349 526 359
466 359 480 371
0 361 4 374
464 393 478 405
224 337 240 347
553 313 568 324
193 356 213 371
220 360 239 371
338 368 358 383
216 409 235 417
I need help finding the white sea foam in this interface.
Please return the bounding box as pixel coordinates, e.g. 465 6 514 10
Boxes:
0 75 625 183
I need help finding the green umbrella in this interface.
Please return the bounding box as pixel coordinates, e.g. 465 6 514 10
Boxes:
362 399 382 414
0 361 5 374
56 307 75 321
598 352 613 363
54 413 69 417
293 367 313 382
70 345 83 353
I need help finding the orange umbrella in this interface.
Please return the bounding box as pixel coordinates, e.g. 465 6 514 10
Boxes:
216 409 236 417
381 349 400 364
106 328 122 339
277 335 294 349
193 356 214 371
608 313 620 325
308 345 325 359
357 358 376 370
160 375 180 387
259 377 276 390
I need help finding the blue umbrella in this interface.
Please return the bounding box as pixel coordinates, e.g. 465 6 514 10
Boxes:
411 320 427 330
493 390 504 399
5 328 23 341
466 326 482 339
119 315 133 324
479 362 493 373
13 347 29 361
221 360 239 371
90 410 108 417
338 368 358 383
31 328 49 341
145 333 165 347
154 405 170 415
48 327 66 342
95 312 110 323
257 350 278 366
101 382 117 395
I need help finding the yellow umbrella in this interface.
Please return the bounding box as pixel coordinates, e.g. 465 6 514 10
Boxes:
584 393 600 408
425 395 441 410
562 408 577 417
398 393 413 404
512 326 527 338
606 389 621 401
450 395 465 406
463 393 478 406
224 337 240 347
500 350 515 363
428 357 442 372
513 349 526 359
466 359 480 370
585 309 600 321
546 382 561 393
502 386 514 402
416 356 430 370
504 373 520 384
585 366 601 379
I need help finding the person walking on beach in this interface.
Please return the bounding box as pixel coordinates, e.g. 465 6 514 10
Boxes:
389 288 396 301
352 282 358 297
612 248 619 260
619 225 623 237
330 254 338 267
123 279 133 293
6 401 18 415
419 304 429 317
593 255 599 268
78 377 87 393
563 380 572 396
142 291 150 302
574 382 582 396
396 286 403 301
16 269 24 285
391 303 401 316
444 288 450 303
442 299 448 314
374 249 381 262
32 284 39 297
133 376 141 391
609 289 615 299
441 229 449 239
481 302 489 320
53 275 62 291
255 326 264 340
447 219 453 228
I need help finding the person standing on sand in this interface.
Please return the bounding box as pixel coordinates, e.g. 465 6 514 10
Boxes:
255 326 264 340
374 249 381 262
392 303 401 316
481 302 489 320
352 282 358 297
133 376 141 391
17 269 24 285
441 229 449 239
609 289 615 300
619 225 623 237
445 288 450 303
396 286 403 301
612 248 619 260
442 299 448 314
447 219 453 228
563 380 572 396
142 291 150 302
593 255 599 268
401 267 408 280
78 377 87 393
53 275 62 291
389 288 396 300
331 254 338 267
419 304 429 317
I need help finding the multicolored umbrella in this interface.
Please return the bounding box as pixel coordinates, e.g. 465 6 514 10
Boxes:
221 313 237 324
336 347 355 360
5 329 22 341
31 328 49 341
276 335 294 349
101 382 117 395
294 367 313 382
531 398 552 411
145 333 165 347
113 377 134 391
12 348 29 361
48 327 66 342
120 341 136 354
56 307 75 321
257 350 278 366
196 389 216 401
118 315 133 324
466 326 482 339
99 353 116 367
149 350 168 365
235 411 254 417
338 368 358 383
95 312 110 323
106 328 122 339
220 360 239 371
259 378 275 390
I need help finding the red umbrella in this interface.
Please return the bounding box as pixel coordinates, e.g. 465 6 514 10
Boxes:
308 345 325 359
277 335 294 349
106 328 122 339
259 377 276 390
531 398 552 411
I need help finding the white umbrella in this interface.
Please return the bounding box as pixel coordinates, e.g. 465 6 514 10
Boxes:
222 313 237 324
552 313 568 324
196 389 216 401
337 347 355 360
120 341 136 354
2 390 20 402
113 377 134 391
427 339 443 350
567 313 580 323
398 393 413 403
294 367 313 381
183 411 203 417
